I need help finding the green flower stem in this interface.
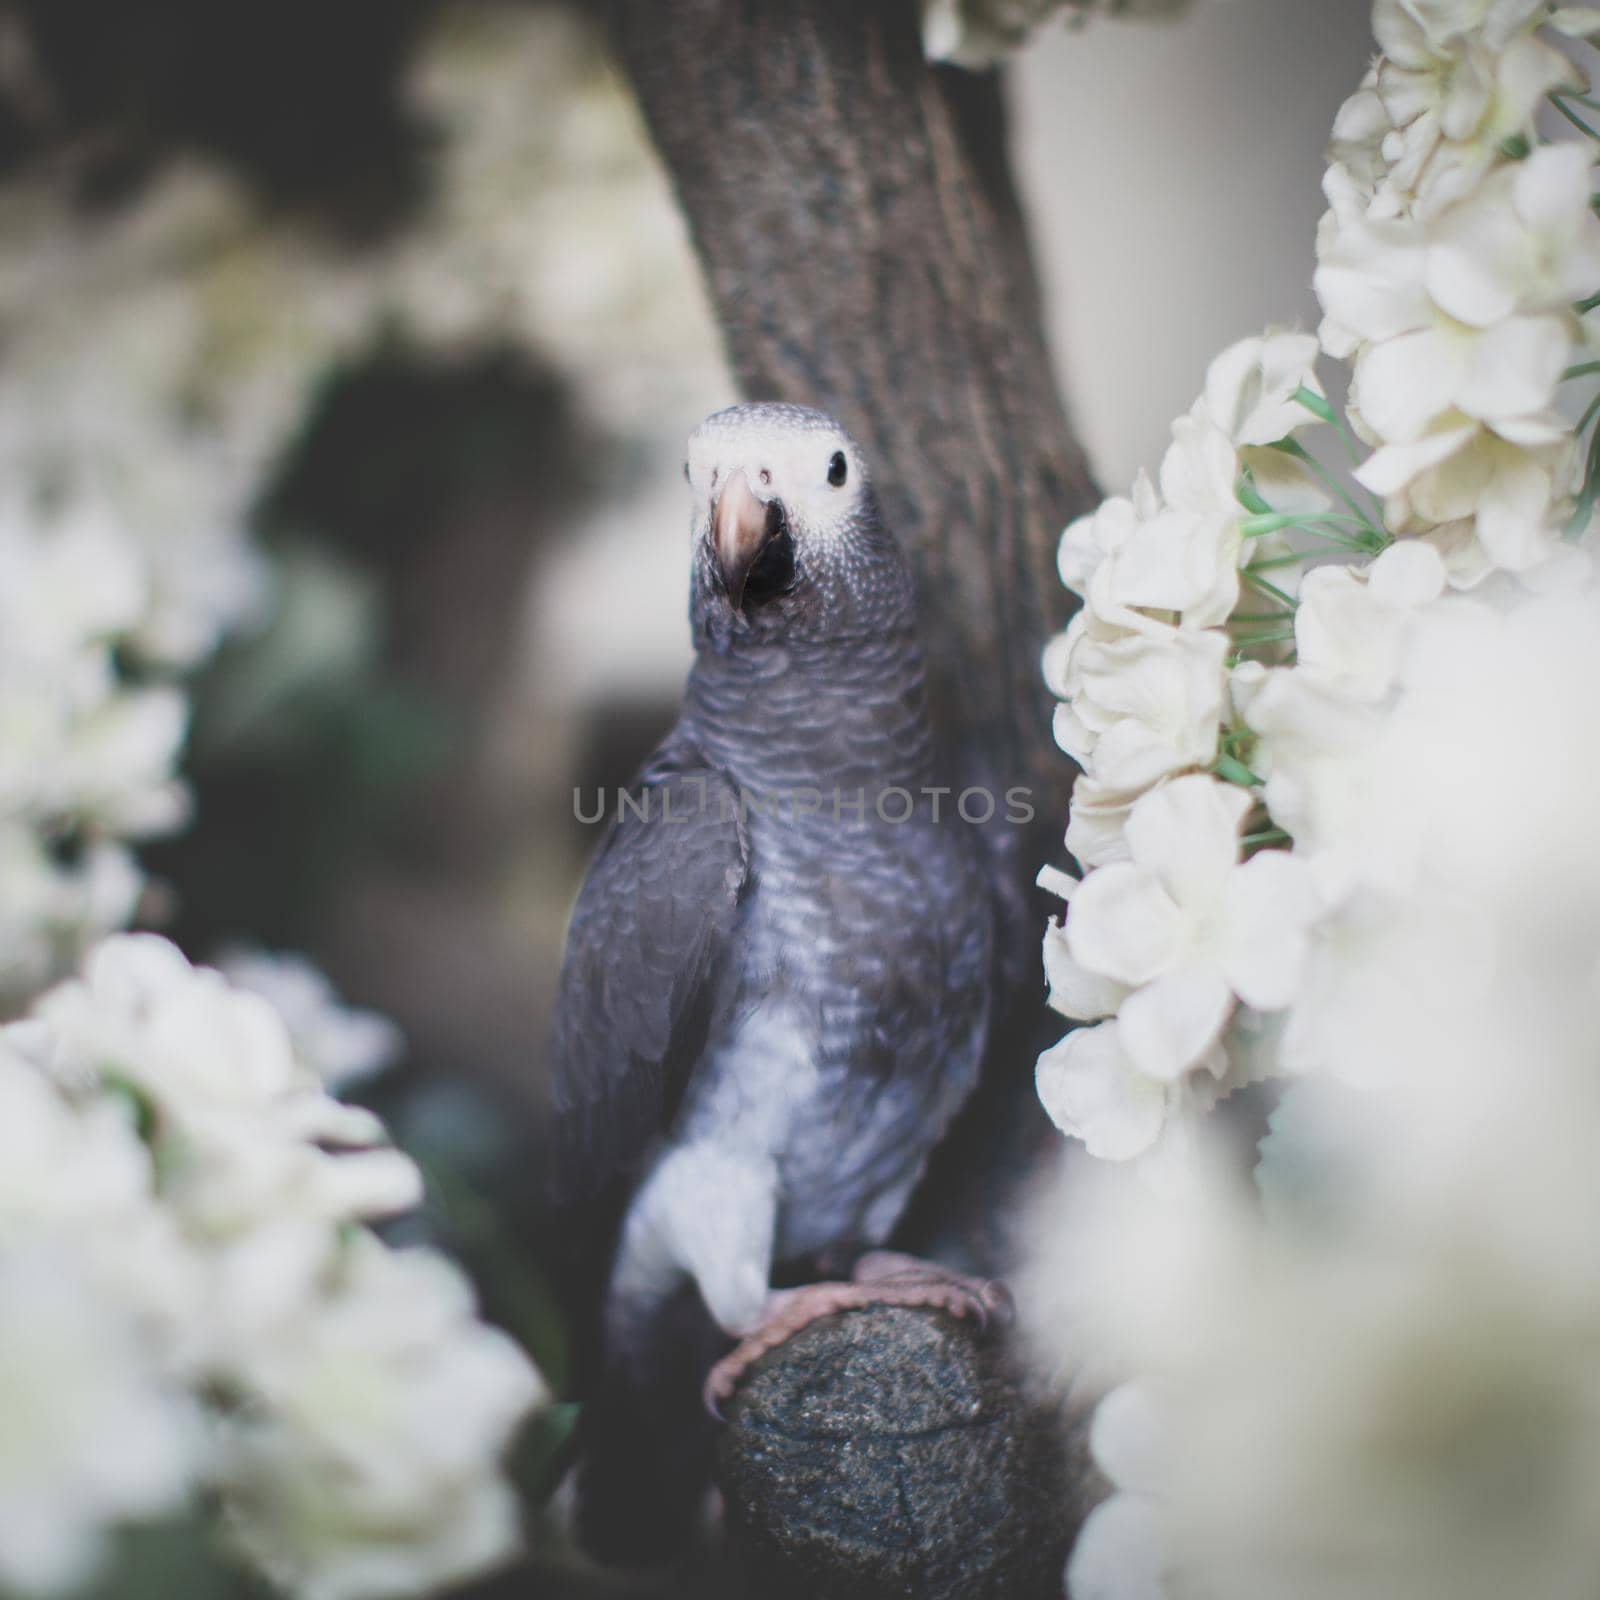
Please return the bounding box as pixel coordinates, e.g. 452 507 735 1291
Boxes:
1299 524 1380 553
1576 386 1600 435
1242 569 1300 609
1551 95 1600 140
1239 511 1297 536
1290 385 1336 427
1562 361 1600 380
1244 552 1311 571
1236 476 1274 515
1241 510 1369 538
1564 418 1600 540
1270 437 1387 534
1293 383 1368 468
1215 754 1266 787
1241 827 1291 849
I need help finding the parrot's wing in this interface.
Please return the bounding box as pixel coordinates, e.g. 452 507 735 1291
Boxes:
548 749 749 1202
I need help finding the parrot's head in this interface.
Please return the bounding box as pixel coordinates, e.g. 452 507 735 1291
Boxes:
685 402 915 647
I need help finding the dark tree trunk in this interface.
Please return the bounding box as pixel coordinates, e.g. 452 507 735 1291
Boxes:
609 0 1094 817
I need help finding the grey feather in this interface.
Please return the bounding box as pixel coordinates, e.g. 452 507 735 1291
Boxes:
549 746 748 1202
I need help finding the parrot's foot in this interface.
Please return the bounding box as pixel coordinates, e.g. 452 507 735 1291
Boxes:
702 1252 1012 1417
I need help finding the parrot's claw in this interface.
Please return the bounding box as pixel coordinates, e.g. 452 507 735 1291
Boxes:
701 1253 1012 1418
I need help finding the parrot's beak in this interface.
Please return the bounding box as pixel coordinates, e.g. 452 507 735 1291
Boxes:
713 469 783 613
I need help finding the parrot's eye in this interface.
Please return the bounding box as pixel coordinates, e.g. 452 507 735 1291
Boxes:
827 451 848 487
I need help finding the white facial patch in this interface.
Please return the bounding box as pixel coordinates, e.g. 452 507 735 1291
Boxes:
685 403 868 550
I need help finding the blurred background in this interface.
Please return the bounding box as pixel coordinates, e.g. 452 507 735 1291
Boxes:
0 0 1371 1589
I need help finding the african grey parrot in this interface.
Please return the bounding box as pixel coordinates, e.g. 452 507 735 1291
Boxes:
548 402 1002 1563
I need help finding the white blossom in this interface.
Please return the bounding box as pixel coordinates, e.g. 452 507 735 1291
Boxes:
0 1038 203 1593
219 1234 546 1600
24 936 422 1242
1064 774 1142 870
1202 331 1325 449
1330 20 1577 220
1374 0 1546 57
1037 1022 1170 1161
1424 143 1600 326
921 0 1190 67
1039 8 1600 1594
1040 777 1318 1158
0 825 142 1000
0 1246 201 1597
1058 479 1157 599
1046 618 1228 798
1065 1384 1176 1600
217 949 404 1090
1063 777 1317 1080
0 937 546 1598
1107 413 1246 631
1284 539 1447 701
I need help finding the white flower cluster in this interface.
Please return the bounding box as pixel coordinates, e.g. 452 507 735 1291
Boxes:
218 947 405 1091
0 484 200 1004
1037 0 1600 1173
1029 5 1600 1597
921 0 1192 68
1320 1 1600 581
0 935 545 1600
1035 329 1334 1162
1034 578 1600 1600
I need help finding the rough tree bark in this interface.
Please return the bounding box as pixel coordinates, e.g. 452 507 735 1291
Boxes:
607 2 1099 1593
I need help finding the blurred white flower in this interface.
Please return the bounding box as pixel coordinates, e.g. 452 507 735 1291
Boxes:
0 660 189 839
218 949 404 1090
26 936 422 1240
1065 1383 1175 1600
1398 0 1550 50
921 0 1190 67
0 825 141 1001
0 936 546 1598
1241 670 1386 866
220 1233 546 1600
0 496 148 670
1040 539 1600 1600
0 1246 201 1597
